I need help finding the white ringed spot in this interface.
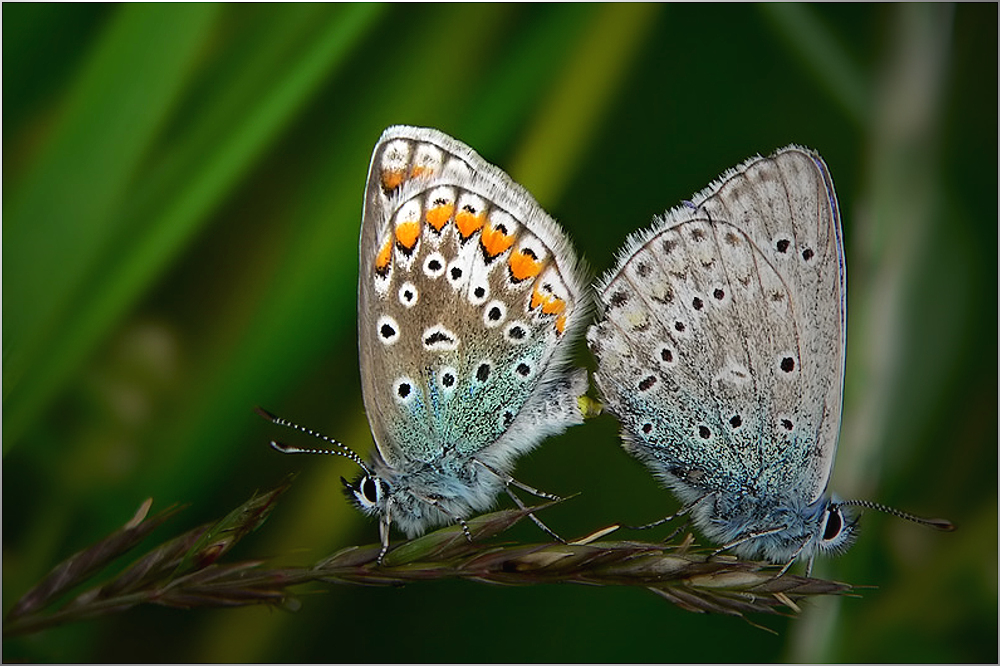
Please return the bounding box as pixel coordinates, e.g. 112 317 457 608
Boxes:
376 315 400 345
398 281 419 308
422 324 459 352
423 252 447 279
437 366 459 394
483 300 507 328
503 320 532 345
393 376 417 404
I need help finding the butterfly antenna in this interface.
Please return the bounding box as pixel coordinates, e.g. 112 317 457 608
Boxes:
840 499 955 531
254 406 370 474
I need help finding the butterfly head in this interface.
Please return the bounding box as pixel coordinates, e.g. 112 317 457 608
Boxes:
798 494 954 573
812 497 859 556
341 472 389 516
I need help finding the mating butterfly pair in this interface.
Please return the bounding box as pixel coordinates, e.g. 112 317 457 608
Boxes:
260 126 951 569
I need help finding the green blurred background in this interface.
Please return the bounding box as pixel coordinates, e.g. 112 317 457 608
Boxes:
3 3 996 662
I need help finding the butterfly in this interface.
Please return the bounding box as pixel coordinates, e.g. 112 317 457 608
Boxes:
587 146 952 573
260 126 589 562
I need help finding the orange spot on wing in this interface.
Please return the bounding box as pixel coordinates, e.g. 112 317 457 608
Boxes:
395 220 421 250
542 296 566 315
530 287 545 310
530 285 567 315
426 203 454 231
381 169 405 192
555 314 567 334
509 250 542 281
411 164 434 178
481 223 515 257
455 209 485 239
375 238 392 273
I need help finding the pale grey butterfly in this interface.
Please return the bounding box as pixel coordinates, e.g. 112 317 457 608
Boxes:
260 126 589 562
587 145 953 574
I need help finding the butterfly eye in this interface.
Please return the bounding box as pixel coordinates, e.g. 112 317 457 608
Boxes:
815 502 858 556
342 474 384 511
362 476 380 504
822 505 844 541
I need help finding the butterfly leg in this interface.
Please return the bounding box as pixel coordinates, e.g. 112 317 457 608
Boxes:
625 492 711 531
711 525 787 558
473 459 566 543
504 485 567 544
774 538 813 578
804 553 816 578
412 492 473 543
658 517 692 545
472 459 562 501
626 512 683 531
377 506 392 565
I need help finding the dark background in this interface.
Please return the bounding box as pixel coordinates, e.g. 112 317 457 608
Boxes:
4 4 996 662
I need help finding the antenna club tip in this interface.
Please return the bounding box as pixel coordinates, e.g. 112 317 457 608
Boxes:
254 406 278 421
841 499 956 532
270 440 296 454
928 518 956 532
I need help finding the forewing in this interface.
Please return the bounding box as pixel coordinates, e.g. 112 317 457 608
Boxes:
359 127 588 467
589 146 844 503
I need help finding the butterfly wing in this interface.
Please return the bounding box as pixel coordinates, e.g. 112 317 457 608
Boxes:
588 146 844 506
358 126 589 471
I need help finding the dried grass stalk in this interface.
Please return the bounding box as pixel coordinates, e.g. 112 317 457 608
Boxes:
3 478 852 638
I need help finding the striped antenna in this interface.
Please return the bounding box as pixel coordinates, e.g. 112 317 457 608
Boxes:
840 499 955 531
255 406 370 474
